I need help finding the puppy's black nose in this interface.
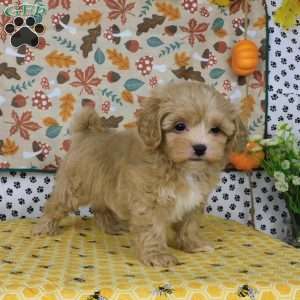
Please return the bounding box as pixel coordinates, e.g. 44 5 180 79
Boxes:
193 144 207 156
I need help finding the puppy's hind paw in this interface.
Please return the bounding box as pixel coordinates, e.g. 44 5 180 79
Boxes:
104 221 129 236
141 252 179 267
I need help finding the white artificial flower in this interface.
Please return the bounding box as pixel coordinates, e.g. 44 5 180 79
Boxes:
292 176 300 186
259 139 268 146
260 138 279 146
277 122 290 132
275 180 289 192
274 171 286 181
276 123 292 140
291 160 300 167
247 143 263 152
293 142 300 156
249 134 263 142
281 160 290 170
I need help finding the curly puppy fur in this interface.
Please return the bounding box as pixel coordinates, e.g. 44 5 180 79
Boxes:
33 81 246 267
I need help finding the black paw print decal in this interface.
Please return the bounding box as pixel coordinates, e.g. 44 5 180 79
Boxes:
4 16 44 48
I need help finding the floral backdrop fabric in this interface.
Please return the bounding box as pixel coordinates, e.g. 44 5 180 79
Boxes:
0 0 266 170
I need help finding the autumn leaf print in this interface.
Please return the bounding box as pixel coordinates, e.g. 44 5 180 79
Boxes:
136 14 166 35
48 0 59 9
180 19 209 47
175 52 190 67
239 95 255 123
155 2 180 20
104 0 135 25
59 94 75 121
45 51 76 68
172 66 204 82
48 0 71 9
80 25 101 58
0 63 21 80
251 71 264 89
9 110 41 140
74 10 102 26
121 90 134 103
106 49 129 70
43 117 58 126
0 15 11 42
254 16 266 29
70 65 101 95
0 138 19 155
230 0 251 14
0 0 267 169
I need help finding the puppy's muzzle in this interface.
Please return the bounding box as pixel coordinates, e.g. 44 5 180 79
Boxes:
192 144 207 156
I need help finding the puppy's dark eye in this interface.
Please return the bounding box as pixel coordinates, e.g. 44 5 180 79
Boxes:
174 122 186 132
210 127 221 134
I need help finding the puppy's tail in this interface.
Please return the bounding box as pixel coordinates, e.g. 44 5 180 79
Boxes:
71 107 104 134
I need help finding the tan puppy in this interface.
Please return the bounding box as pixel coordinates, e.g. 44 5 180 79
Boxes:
33 81 245 267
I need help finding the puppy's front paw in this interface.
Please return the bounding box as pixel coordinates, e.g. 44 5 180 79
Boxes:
32 218 58 236
141 252 179 267
178 238 214 253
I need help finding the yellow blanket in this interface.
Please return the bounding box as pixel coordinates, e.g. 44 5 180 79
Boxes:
0 216 299 300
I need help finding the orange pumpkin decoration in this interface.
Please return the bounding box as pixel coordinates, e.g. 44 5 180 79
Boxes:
231 40 259 76
229 141 265 171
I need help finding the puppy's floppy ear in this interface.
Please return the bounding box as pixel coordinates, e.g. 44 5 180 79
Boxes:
137 97 164 149
227 109 248 153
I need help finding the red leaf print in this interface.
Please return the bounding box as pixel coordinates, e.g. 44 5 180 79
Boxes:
195 34 205 43
9 125 18 136
84 65 95 81
9 110 41 140
229 0 240 14
20 111 32 123
22 122 41 131
61 0 71 9
88 78 102 86
180 19 208 47
11 110 18 123
126 2 135 10
83 86 93 95
69 82 82 87
195 23 209 32
48 0 70 9
0 16 11 26
104 0 135 25
0 15 12 42
104 0 120 9
250 83 261 89
74 69 85 82
253 70 263 82
230 0 250 14
251 71 264 90
20 128 30 140
48 0 59 9
109 11 122 19
70 65 101 95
